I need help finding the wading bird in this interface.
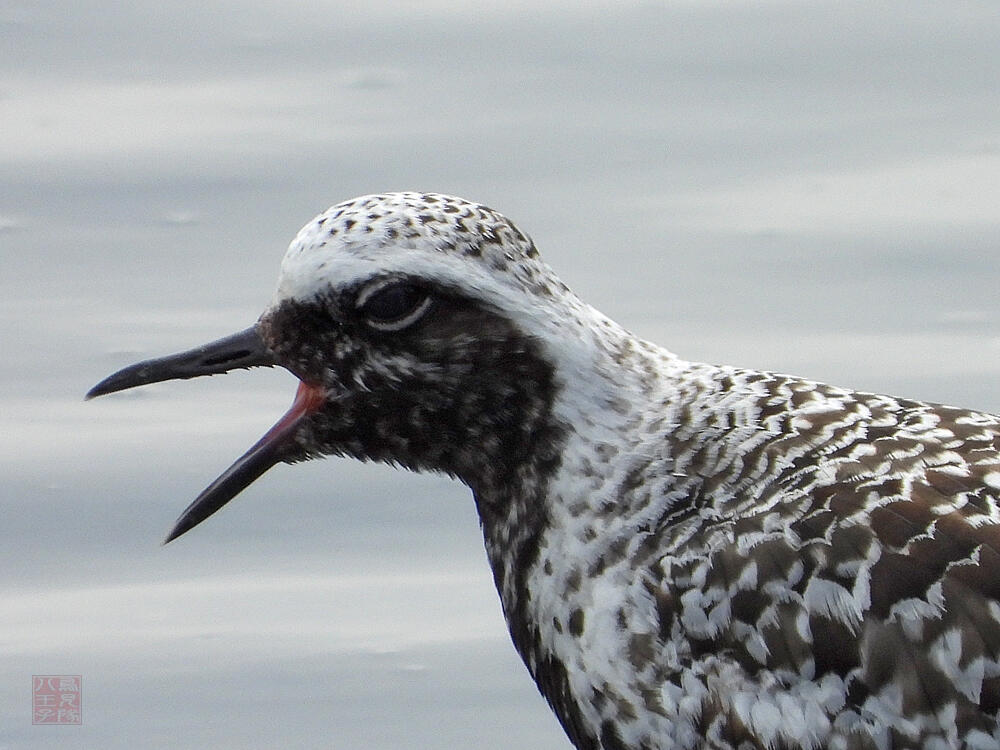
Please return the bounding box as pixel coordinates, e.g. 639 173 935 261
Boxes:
89 192 1000 749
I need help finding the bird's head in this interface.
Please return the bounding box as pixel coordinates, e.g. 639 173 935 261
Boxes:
88 193 582 542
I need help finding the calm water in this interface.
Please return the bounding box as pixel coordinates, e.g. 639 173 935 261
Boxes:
2 2 999 748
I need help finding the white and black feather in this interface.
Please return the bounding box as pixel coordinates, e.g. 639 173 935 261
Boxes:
249 192 1000 749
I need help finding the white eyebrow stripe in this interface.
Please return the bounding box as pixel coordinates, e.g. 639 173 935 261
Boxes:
355 275 408 310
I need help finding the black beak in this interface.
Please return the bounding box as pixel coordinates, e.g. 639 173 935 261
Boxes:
86 326 276 399
87 326 326 544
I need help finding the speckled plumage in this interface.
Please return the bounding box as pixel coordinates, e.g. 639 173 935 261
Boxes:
92 193 1000 749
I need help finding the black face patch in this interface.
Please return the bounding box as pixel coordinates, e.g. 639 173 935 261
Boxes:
258 287 579 735
258 291 566 496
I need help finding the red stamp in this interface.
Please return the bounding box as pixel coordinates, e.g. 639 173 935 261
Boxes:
32 675 82 725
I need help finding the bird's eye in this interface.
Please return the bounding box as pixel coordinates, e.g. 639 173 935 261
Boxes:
356 281 433 331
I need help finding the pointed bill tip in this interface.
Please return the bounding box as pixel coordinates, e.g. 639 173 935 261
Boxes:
157 427 289 545
161 530 180 546
86 371 141 401
162 522 191 546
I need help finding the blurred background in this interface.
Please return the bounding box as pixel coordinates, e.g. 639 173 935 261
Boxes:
1 1 998 747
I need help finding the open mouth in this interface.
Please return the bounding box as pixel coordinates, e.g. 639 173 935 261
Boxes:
87 326 325 543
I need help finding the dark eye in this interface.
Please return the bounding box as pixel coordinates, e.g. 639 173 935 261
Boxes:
356 281 433 331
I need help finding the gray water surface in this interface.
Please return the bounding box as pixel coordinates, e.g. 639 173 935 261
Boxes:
2 2 999 748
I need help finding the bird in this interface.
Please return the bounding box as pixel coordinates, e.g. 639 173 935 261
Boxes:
87 191 1000 750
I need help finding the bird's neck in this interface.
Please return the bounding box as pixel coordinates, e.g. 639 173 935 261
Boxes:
470 315 685 656
465 317 691 748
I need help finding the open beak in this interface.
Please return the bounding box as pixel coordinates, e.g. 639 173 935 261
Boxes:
86 326 326 544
